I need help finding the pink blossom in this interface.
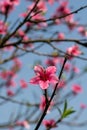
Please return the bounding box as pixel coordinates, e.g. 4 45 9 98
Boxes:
37 1 47 13
64 62 71 72
43 119 56 128
54 18 60 25
7 90 14 96
20 79 28 88
57 79 66 88
28 1 47 13
30 65 58 89
13 58 22 70
23 43 33 49
6 80 16 87
67 20 78 30
16 120 30 129
72 66 80 74
18 29 25 37
56 1 73 22
48 0 55 5
17 30 33 48
20 12 27 18
8 0 20 6
58 32 65 40
78 26 87 37
39 96 54 111
67 45 82 58
0 20 7 34
0 70 15 80
31 14 47 28
80 103 86 109
71 84 83 94
3 45 13 51
23 35 29 41
0 0 14 14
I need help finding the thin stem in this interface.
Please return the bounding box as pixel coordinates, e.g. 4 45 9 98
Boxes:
34 57 67 130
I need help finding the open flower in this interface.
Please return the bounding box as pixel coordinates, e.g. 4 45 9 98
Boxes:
30 65 58 89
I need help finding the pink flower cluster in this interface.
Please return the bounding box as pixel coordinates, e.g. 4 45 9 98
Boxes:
0 0 20 14
56 1 73 22
28 1 47 13
0 58 22 96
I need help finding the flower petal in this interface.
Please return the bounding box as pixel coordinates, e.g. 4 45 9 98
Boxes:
49 74 58 84
34 65 44 75
30 76 40 84
46 66 56 75
39 80 49 89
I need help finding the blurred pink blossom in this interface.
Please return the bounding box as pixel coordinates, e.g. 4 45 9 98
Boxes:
58 32 65 40
20 79 28 88
0 20 7 34
7 90 14 96
67 45 82 58
71 84 83 94
0 0 14 14
78 26 87 37
43 119 56 128
39 96 54 112
16 120 30 129
80 103 86 109
48 0 55 5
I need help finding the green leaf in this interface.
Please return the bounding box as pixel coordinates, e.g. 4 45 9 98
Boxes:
63 100 67 113
61 100 75 119
62 108 75 118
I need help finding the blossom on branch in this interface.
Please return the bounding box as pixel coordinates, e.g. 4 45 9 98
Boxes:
0 20 7 34
16 120 30 129
8 0 20 6
78 26 87 37
30 65 58 89
43 119 57 128
7 90 14 96
57 32 65 40
39 95 54 112
67 45 82 59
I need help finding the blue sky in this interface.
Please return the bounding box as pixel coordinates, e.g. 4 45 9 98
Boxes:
1 0 87 130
